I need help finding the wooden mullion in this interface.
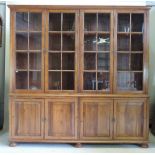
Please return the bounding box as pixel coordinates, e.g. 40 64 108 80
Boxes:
96 13 98 91
61 13 63 90
28 11 30 90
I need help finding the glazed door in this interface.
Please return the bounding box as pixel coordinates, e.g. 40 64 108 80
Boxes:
80 10 113 92
80 98 113 140
114 11 147 93
45 10 79 92
14 11 45 92
45 98 78 139
114 99 148 140
10 99 44 139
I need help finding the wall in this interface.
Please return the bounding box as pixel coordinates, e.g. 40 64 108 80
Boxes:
0 2 5 129
2 0 155 130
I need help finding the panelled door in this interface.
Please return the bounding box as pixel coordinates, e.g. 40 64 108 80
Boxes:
114 99 148 140
80 98 113 140
10 99 44 139
45 98 78 139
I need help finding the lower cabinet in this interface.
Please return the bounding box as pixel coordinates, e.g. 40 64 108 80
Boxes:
10 98 44 139
114 99 147 140
10 97 148 143
80 98 113 140
45 98 78 139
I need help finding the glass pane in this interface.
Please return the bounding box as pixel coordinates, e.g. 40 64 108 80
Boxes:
84 13 97 31
117 35 130 51
16 71 28 89
117 72 130 90
131 72 143 90
49 53 61 70
49 72 61 90
62 53 74 70
62 34 75 51
29 13 42 31
117 53 130 71
131 14 144 32
16 33 28 50
16 53 28 70
84 34 96 51
118 14 130 32
63 13 75 31
131 34 143 51
97 72 109 90
16 12 28 31
84 72 96 90
29 33 41 50
98 13 110 31
131 53 143 71
49 13 61 31
62 72 74 90
97 34 110 51
29 53 41 70
29 71 41 90
97 53 109 70
84 53 96 70
49 34 61 51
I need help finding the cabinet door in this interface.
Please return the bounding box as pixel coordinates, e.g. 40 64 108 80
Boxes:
10 99 44 139
114 99 148 140
80 98 113 140
45 98 77 139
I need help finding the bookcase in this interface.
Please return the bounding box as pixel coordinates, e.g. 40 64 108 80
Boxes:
9 5 150 148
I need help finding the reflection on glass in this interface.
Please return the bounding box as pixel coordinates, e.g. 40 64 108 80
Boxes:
84 72 96 90
62 34 75 51
62 53 74 70
16 12 28 31
98 13 110 32
63 13 75 31
84 13 97 31
131 72 143 90
62 72 74 90
117 53 129 71
16 33 28 50
117 35 130 51
29 33 41 50
49 34 61 51
97 53 109 70
97 72 109 90
84 53 96 70
49 72 61 90
131 34 143 51
118 14 130 32
84 34 96 51
49 53 61 70
97 34 110 51
16 53 28 70
29 71 41 90
16 71 28 89
49 13 61 31
29 53 41 70
29 13 42 31
131 14 144 32
131 53 143 71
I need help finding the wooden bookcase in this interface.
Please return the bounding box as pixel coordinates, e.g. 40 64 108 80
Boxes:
9 5 150 148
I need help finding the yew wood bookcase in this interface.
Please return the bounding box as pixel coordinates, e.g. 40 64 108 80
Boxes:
9 5 150 148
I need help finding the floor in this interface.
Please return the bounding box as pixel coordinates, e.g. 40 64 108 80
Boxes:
0 130 155 153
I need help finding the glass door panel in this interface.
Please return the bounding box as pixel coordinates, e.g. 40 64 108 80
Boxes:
116 13 144 92
15 12 43 91
48 12 76 91
83 13 111 91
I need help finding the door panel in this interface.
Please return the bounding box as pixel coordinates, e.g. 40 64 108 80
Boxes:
80 98 113 140
10 99 44 139
45 98 77 139
114 99 147 140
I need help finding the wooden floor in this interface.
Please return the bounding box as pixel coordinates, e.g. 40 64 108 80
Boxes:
0 130 155 153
